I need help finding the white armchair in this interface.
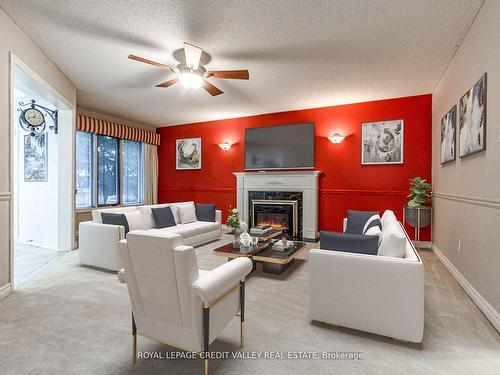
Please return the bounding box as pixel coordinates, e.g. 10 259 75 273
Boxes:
118 231 253 374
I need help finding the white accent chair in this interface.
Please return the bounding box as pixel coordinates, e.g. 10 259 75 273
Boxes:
309 220 424 343
79 202 222 271
118 231 253 374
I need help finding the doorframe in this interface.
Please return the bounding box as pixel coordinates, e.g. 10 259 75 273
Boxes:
9 53 76 289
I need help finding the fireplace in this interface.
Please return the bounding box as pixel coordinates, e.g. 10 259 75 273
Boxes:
235 171 320 241
252 200 298 237
248 191 303 239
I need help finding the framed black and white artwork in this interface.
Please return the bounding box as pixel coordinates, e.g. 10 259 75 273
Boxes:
176 137 201 170
440 105 456 164
361 119 404 165
24 133 47 182
459 73 487 158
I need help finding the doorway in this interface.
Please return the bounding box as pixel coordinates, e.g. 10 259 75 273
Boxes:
11 58 75 287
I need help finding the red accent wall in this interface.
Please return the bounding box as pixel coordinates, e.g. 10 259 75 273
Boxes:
157 94 432 240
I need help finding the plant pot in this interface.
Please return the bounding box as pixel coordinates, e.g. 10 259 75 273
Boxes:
404 206 431 228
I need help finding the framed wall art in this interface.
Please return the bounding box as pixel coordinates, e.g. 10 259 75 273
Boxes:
24 133 47 182
361 119 404 165
440 105 457 164
459 73 487 158
176 137 201 170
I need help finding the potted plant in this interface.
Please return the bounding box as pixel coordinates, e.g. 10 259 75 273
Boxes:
405 177 432 229
226 207 247 248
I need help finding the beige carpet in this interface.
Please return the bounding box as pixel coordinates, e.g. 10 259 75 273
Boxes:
0 234 499 375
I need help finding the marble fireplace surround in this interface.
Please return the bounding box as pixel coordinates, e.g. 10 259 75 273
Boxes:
234 171 321 240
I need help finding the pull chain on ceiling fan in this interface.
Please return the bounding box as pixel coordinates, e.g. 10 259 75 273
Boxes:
128 42 249 96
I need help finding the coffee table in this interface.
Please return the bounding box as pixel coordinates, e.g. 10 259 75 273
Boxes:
213 240 307 275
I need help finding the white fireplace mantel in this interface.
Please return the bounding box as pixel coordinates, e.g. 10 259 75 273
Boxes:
233 171 321 240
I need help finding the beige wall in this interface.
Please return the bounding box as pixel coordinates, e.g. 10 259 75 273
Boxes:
432 0 500 325
0 8 77 292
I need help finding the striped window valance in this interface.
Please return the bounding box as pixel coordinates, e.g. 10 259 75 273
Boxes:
77 114 160 145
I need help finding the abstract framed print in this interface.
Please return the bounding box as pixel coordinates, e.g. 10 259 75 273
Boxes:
459 73 487 158
361 119 404 165
176 137 201 170
440 105 457 164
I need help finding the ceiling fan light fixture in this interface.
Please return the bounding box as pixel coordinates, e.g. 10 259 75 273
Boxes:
179 70 203 90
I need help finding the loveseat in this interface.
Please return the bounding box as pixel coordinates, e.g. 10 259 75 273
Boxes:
79 201 222 271
309 210 424 343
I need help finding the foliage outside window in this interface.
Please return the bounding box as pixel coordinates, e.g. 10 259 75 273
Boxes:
75 131 144 209
122 140 144 205
97 135 119 206
75 131 93 209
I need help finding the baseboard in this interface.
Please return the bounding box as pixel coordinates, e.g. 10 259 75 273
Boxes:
432 245 500 333
0 283 12 301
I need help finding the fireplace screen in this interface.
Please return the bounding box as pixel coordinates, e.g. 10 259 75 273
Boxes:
251 199 298 237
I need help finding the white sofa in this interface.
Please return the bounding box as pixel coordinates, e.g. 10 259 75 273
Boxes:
118 231 253 373
309 214 424 343
79 201 222 271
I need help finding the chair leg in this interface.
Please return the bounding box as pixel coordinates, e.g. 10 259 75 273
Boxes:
240 279 245 347
240 321 244 348
132 312 137 364
203 302 210 375
132 334 137 364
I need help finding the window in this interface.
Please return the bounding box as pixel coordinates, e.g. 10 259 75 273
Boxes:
75 131 94 208
97 135 119 206
75 132 145 209
122 140 144 205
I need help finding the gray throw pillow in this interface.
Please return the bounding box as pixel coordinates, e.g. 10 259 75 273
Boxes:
101 213 130 234
345 210 381 235
195 203 216 222
320 230 379 255
152 206 177 228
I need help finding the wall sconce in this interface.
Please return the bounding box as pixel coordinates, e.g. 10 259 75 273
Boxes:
218 141 232 151
327 133 346 144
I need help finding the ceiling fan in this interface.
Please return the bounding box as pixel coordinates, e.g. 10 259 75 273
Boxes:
128 42 249 96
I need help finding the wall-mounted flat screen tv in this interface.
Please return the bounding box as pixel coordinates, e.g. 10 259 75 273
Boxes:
245 123 315 170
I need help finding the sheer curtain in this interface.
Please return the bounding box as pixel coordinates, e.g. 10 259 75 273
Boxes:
144 144 158 204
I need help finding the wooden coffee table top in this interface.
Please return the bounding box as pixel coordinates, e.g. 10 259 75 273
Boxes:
213 240 307 264
213 241 269 259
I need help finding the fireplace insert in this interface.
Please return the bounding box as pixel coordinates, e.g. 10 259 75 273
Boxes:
251 199 298 238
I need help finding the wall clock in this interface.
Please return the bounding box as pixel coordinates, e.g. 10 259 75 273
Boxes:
18 99 58 136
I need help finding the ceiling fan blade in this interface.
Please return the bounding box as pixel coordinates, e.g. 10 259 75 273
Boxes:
155 77 179 88
202 80 223 96
128 54 175 72
184 42 203 70
206 70 249 80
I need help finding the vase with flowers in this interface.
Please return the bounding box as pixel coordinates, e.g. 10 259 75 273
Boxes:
226 207 247 248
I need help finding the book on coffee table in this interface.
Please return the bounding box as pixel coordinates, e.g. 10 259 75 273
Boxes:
250 225 274 235
272 239 294 252
252 229 283 242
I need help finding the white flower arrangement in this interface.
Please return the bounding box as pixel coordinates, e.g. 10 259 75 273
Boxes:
226 207 241 231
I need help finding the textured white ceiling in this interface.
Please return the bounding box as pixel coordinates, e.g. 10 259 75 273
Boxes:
0 0 483 127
